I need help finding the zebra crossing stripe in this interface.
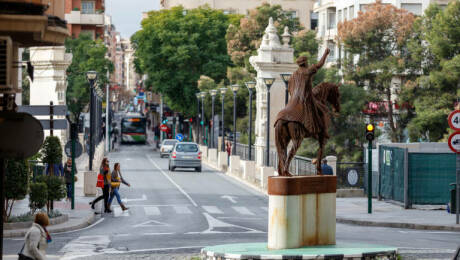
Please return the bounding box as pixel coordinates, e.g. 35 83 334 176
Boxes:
144 206 160 216
202 206 223 214
232 206 255 216
173 206 192 214
261 207 268 212
113 207 130 217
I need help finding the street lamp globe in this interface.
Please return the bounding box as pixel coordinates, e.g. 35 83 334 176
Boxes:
210 89 218 97
200 92 207 99
231 84 240 93
196 92 201 99
245 81 256 90
280 73 291 84
263 77 275 88
219 87 227 95
86 71 98 81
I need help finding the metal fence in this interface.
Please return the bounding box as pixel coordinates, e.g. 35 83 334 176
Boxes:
336 162 365 189
235 143 316 175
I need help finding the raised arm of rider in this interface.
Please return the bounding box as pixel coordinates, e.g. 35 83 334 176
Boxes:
315 48 330 70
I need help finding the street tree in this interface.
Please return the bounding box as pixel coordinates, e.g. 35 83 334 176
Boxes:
226 3 302 68
4 159 29 222
292 29 319 59
132 6 235 115
402 1 460 141
65 33 113 122
337 0 415 142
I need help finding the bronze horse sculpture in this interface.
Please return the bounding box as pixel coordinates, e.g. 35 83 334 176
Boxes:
274 48 341 176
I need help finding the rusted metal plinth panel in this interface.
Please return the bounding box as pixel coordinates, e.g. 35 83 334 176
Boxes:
268 175 337 249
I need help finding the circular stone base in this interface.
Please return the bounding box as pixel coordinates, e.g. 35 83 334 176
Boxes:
201 243 397 259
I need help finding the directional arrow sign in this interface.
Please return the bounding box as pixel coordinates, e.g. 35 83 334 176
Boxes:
221 195 237 204
121 194 147 203
133 220 169 228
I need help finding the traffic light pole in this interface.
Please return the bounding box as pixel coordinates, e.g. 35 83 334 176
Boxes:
368 139 372 214
71 123 76 210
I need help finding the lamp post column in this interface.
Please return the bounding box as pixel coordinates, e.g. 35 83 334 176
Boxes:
89 85 94 170
281 74 291 106
196 93 201 144
210 90 217 148
263 78 275 167
200 92 205 145
220 88 226 152
245 81 256 161
231 85 239 156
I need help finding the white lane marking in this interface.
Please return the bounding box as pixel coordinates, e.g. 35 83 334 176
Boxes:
53 218 105 235
221 195 237 203
147 155 198 207
60 235 111 260
261 206 268 212
113 207 130 217
103 246 205 254
233 206 255 215
113 234 130 237
133 220 169 228
143 232 175 236
202 205 223 214
218 216 263 220
187 213 263 234
398 230 459 234
144 206 160 216
122 194 147 203
173 205 192 214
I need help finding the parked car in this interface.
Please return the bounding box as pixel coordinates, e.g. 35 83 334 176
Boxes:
168 142 202 172
160 139 179 158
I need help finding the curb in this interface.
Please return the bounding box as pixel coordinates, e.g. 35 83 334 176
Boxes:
3 211 95 238
336 217 460 232
5 214 69 230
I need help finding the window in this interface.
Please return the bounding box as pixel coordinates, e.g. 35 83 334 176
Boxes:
223 9 236 15
327 41 335 61
321 13 326 36
81 1 95 14
359 4 369 12
80 30 95 40
338 10 342 23
343 8 347 20
310 11 318 30
349 6 354 19
58 91 64 102
327 11 336 29
401 3 422 16
285 10 297 19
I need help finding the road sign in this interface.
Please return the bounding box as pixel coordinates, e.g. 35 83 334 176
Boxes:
39 119 68 130
65 141 83 158
448 132 460 153
160 124 169 132
18 105 67 116
448 110 460 131
176 133 184 141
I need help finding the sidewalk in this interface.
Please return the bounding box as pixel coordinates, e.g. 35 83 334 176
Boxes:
4 152 98 238
203 160 460 232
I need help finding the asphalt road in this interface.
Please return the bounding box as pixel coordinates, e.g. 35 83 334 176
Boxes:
3 143 460 259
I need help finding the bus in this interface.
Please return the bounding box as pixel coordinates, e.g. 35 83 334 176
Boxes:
120 113 147 144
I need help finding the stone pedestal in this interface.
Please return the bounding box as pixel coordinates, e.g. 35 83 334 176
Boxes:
242 160 256 182
267 176 336 249
84 171 97 196
200 145 208 160
260 166 275 189
218 151 228 171
208 148 218 167
229 155 240 175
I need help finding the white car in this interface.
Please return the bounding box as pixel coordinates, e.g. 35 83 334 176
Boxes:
160 139 179 158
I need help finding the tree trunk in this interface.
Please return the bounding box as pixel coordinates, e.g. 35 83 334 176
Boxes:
386 86 397 142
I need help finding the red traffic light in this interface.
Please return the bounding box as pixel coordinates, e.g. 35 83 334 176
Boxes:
189 118 193 123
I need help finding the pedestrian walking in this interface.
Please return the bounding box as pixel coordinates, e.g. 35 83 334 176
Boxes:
108 163 130 211
18 212 52 260
321 159 333 175
110 123 119 150
89 158 112 213
63 158 76 202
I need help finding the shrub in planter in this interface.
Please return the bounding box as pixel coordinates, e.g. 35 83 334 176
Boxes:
29 183 48 213
4 159 29 222
41 136 62 176
36 175 66 213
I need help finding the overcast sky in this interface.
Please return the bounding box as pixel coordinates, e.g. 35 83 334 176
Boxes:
106 0 160 39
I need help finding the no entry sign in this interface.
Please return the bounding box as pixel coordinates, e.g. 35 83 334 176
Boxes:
448 110 460 131
448 131 460 154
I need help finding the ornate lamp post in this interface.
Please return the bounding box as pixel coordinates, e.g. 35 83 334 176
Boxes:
220 87 227 152
280 73 292 106
196 93 201 144
86 71 97 171
230 84 239 155
200 92 206 145
245 81 256 161
210 89 218 148
263 77 275 166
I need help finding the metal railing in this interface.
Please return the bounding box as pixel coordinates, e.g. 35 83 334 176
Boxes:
235 143 316 175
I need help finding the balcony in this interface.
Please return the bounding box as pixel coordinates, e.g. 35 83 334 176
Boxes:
65 11 104 25
314 0 335 11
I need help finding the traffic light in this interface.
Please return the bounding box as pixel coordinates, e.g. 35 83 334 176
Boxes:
189 118 193 123
365 123 375 141
162 116 168 124
173 117 177 125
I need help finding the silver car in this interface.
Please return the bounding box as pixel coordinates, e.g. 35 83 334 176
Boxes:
160 139 179 158
168 142 202 172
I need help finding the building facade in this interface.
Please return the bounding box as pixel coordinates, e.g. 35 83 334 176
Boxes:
161 0 317 30
314 0 452 66
65 0 105 39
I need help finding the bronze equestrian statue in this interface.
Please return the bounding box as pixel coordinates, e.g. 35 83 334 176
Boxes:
274 48 341 176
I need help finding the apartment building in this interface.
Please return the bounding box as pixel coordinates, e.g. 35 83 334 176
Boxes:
161 0 317 30
65 0 105 39
314 0 452 66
